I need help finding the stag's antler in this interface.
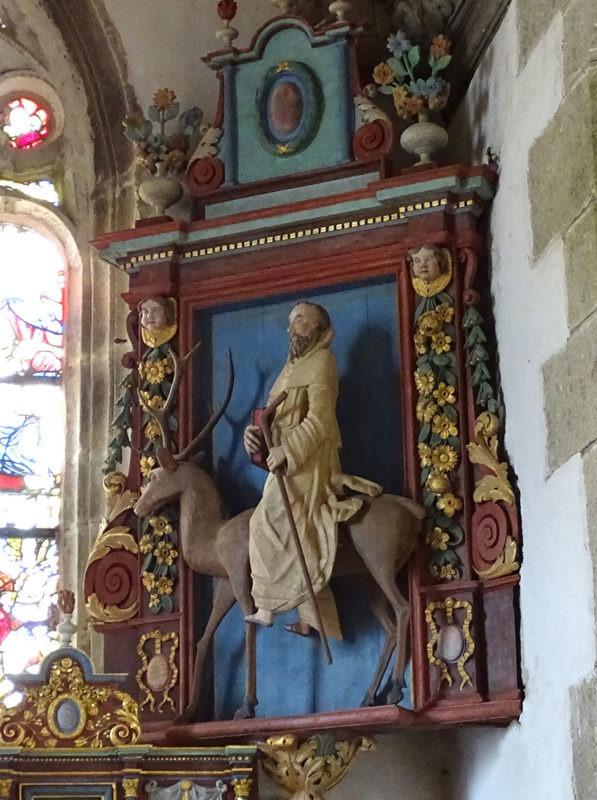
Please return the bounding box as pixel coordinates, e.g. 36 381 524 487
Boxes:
137 342 234 468
138 341 202 455
177 348 234 462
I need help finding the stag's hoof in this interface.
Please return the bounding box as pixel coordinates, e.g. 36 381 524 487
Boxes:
360 694 376 708
173 706 196 725
233 703 256 720
284 621 313 637
387 685 404 705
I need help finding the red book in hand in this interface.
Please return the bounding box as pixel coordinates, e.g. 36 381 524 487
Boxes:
250 408 269 471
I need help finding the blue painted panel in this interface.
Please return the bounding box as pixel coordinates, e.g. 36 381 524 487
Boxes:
235 27 352 183
194 280 407 719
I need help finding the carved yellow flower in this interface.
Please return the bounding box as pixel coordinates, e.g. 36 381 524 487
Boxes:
142 571 156 591
439 564 458 580
414 370 435 396
414 331 427 354
418 443 432 467
426 471 451 495
432 414 458 440
145 419 162 443
435 303 454 323
433 381 456 407
143 359 167 385
418 311 442 338
139 534 153 554
373 62 395 86
140 455 156 476
431 331 452 354
431 444 458 473
149 592 160 608
140 391 165 410
392 85 410 118
149 515 173 536
416 398 438 423
154 540 178 565
155 577 174 596
426 526 449 551
437 492 463 517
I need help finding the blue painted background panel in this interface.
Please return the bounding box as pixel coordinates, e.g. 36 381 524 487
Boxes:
194 280 407 719
234 27 351 183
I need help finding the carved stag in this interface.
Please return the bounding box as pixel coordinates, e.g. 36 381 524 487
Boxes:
134 346 425 722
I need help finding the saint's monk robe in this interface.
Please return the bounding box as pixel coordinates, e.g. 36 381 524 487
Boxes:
249 325 382 639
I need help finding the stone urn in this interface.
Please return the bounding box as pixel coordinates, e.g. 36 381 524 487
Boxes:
138 161 183 216
400 111 448 165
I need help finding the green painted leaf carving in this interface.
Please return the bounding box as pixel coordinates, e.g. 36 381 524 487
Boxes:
435 54 452 71
408 46 421 67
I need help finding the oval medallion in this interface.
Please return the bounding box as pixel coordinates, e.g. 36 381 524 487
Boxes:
55 698 81 734
437 624 465 663
269 79 303 139
257 61 322 157
146 653 170 692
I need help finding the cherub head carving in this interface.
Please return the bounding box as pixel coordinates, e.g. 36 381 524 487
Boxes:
137 296 177 347
408 245 453 297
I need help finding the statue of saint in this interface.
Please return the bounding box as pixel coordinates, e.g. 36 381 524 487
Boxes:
408 245 452 297
243 302 382 639
137 295 177 347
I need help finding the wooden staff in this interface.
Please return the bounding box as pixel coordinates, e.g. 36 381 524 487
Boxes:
260 391 333 666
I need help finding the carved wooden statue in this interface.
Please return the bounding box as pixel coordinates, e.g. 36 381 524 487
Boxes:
134 304 425 723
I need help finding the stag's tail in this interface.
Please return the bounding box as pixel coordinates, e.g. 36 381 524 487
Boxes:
398 496 426 520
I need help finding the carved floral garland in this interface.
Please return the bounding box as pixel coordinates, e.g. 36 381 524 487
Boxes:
138 343 180 614
414 291 464 581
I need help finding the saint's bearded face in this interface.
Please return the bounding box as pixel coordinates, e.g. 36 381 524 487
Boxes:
288 303 320 360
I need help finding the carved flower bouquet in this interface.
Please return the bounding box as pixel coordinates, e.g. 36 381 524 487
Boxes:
123 88 204 215
123 88 204 176
373 32 452 164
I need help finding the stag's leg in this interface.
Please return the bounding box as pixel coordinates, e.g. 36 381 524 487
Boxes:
176 577 235 724
226 572 258 720
373 572 410 705
217 509 258 719
359 576 397 707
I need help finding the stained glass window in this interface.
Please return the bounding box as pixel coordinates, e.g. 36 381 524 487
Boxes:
0 222 64 699
1 96 51 150
0 179 60 207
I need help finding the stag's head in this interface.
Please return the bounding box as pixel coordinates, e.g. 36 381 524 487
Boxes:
133 345 234 518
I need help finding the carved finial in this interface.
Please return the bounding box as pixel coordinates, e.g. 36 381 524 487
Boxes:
329 0 351 21
56 586 76 647
216 0 239 47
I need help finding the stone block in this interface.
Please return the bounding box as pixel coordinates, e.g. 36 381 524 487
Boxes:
544 310 597 472
571 672 597 800
529 69 597 257
565 200 597 329
563 0 597 87
517 0 566 69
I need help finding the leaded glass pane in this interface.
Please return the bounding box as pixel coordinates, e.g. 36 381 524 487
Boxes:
0 536 58 704
1 96 51 150
0 384 62 531
0 223 64 379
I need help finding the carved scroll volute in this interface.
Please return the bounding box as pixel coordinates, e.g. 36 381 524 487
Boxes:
458 245 480 292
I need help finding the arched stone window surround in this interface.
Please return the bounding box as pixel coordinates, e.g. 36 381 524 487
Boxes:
0 193 83 594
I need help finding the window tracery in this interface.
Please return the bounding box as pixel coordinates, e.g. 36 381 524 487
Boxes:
1 96 51 150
